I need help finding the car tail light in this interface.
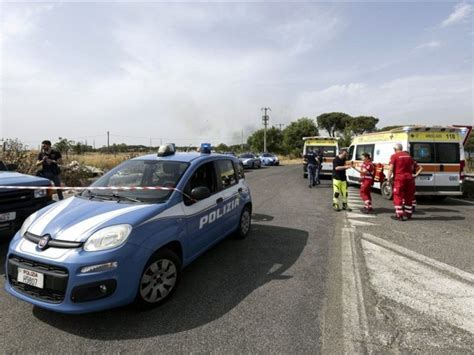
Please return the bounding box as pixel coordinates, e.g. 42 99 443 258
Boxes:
460 160 465 181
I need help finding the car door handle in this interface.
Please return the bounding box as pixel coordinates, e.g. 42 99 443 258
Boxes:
216 197 223 204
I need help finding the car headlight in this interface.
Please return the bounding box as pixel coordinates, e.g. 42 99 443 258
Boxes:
83 224 132 252
34 189 47 198
20 213 37 237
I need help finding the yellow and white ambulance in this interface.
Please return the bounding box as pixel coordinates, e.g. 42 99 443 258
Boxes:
346 125 472 199
302 137 339 178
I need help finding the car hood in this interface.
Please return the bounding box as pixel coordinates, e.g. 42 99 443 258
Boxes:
25 196 162 242
0 171 51 188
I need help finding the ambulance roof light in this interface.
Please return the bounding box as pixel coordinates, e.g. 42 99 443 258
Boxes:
157 143 176 157
402 126 413 132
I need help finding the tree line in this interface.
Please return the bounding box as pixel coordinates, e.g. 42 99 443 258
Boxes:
242 112 380 156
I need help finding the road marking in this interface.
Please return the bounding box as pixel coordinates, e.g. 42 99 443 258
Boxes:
361 238 474 334
349 220 376 227
341 225 371 353
346 212 376 219
447 197 474 205
361 233 474 283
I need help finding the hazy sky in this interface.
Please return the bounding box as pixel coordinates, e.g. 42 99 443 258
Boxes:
1 1 473 148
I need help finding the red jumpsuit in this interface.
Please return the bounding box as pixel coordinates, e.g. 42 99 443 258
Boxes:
390 151 416 218
360 161 375 211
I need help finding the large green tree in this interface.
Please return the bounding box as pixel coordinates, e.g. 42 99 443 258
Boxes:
347 116 379 135
247 127 284 153
54 137 74 158
316 112 351 137
282 118 319 156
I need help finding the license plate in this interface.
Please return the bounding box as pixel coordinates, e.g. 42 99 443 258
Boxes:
17 268 44 289
0 212 16 222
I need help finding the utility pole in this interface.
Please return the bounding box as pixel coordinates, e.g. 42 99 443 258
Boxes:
107 131 110 153
261 107 271 152
276 123 285 131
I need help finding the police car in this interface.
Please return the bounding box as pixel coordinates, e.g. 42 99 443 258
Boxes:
5 144 252 313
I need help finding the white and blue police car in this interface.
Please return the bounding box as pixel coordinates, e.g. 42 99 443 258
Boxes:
5 144 252 313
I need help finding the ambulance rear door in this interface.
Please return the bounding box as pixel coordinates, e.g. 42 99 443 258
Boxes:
433 132 461 194
410 142 437 193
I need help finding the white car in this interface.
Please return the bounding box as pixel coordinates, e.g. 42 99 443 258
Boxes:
259 153 279 166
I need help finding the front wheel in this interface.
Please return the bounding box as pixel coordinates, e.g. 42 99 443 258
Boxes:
135 249 181 309
381 181 393 200
234 206 251 239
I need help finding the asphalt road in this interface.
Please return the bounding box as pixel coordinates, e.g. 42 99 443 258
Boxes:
0 164 473 353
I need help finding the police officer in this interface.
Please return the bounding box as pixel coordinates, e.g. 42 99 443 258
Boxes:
332 149 352 211
352 152 375 213
36 140 63 200
314 149 323 185
304 148 317 188
386 143 416 220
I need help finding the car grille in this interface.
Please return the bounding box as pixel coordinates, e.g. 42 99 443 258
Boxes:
8 254 69 303
0 189 34 210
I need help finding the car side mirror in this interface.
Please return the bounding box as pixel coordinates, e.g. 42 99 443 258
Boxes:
190 186 211 201
6 163 18 171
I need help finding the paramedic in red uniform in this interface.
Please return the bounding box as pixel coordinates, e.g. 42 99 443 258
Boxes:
386 143 417 221
352 153 375 213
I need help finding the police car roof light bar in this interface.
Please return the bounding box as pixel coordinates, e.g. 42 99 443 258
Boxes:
200 143 211 154
157 143 176 157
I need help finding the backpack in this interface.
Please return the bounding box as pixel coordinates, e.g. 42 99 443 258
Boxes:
373 163 385 183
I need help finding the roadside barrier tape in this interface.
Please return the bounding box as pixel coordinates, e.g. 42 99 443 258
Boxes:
0 185 175 191
0 185 196 201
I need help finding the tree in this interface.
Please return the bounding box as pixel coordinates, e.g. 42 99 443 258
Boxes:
247 127 284 153
54 137 74 158
282 118 319 156
347 116 379 135
215 143 229 152
316 112 351 137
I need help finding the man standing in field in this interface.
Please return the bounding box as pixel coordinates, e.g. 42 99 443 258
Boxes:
36 140 63 200
332 149 352 211
386 143 417 221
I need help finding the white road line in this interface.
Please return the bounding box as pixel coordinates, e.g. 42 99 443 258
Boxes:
349 220 376 227
361 233 474 283
447 197 474 205
346 212 376 219
341 225 371 353
361 238 474 334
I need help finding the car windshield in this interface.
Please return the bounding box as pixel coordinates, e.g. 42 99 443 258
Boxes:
239 154 254 158
262 153 273 157
81 160 189 203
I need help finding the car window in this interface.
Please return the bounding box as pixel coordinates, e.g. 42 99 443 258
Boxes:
436 143 459 163
234 161 245 180
183 161 218 205
411 143 434 163
355 144 375 160
86 160 189 203
348 146 355 160
216 159 238 189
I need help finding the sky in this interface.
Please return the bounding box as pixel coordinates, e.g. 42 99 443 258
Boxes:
0 0 473 148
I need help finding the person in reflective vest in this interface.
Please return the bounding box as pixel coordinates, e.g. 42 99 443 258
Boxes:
386 144 417 221
352 153 375 213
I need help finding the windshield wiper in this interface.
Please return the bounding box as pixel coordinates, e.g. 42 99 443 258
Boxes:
85 191 140 203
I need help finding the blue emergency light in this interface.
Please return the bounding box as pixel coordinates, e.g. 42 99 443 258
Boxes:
200 143 211 154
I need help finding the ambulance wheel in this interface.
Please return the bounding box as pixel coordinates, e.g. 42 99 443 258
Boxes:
381 181 393 200
234 205 251 239
135 249 182 309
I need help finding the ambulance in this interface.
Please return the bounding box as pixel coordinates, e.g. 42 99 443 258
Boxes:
302 137 339 178
346 125 472 199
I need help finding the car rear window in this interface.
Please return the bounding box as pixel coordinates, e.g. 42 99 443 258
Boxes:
436 143 459 163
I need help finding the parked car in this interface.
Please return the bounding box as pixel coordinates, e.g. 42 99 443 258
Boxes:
259 153 280 166
0 161 54 237
238 153 261 169
5 145 252 313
